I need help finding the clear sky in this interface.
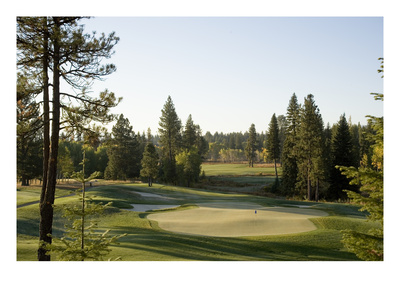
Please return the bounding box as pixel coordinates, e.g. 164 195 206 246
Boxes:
80 16 383 135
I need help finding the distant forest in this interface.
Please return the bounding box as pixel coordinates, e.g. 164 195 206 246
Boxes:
17 90 378 202
16 16 382 202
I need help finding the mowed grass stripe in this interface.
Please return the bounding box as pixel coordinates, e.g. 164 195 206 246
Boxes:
17 183 369 261
202 163 281 176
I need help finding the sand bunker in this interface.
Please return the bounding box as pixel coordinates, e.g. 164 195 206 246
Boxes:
147 202 328 237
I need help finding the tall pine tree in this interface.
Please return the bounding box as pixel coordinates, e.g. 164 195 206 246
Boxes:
140 143 159 187
183 114 197 150
328 114 355 200
245 124 257 167
104 114 140 180
17 17 121 260
281 93 300 196
158 96 182 184
266 113 280 179
296 94 325 201
338 58 384 260
17 73 43 186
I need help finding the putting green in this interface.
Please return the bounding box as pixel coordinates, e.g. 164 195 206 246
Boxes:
147 202 328 237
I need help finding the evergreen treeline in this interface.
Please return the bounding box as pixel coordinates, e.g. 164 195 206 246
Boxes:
279 93 376 201
17 92 378 201
17 96 208 188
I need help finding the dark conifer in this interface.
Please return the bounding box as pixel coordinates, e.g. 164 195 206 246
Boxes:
104 114 140 180
296 94 325 201
245 124 257 167
267 113 280 179
281 93 300 196
158 96 182 184
328 114 356 200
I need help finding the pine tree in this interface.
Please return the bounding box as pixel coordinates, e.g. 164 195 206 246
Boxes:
277 115 287 160
45 152 126 261
245 124 257 167
266 113 280 179
338 58 384 260
140 143 159 186
328 114 355 200
17 74 43 186
104 114 140 180
158 96 182 184
17 17 121 260
281 93 300 196
194 124 209 159
296 94 325 201
183 114 197 150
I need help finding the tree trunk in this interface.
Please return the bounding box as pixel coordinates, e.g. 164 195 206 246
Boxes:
38 18 60 261
274 158 278 179
21 175 29 186
81 151 86 261
315 178 319 202
307 172 311 201
38 18 50 261
40 17 50 204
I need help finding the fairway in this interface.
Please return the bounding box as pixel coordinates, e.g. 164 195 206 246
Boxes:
202 163 280 176
17 183 372 261
148 201 328 237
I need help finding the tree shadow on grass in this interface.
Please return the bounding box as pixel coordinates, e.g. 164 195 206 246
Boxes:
108 225 359 261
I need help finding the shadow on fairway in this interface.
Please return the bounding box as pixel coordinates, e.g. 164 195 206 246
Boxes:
109 225 359 261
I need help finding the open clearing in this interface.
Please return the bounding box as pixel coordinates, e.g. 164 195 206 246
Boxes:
148 201 328 237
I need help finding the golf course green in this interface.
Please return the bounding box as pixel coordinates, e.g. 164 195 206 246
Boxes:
17 179 378 261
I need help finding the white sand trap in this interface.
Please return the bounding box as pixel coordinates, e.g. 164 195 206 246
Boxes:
126 204 180 212
147 202 328 237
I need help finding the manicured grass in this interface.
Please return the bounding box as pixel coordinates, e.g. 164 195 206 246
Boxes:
17 183 372 261
202 163 281 176
16 186 74 206
200 163 282 194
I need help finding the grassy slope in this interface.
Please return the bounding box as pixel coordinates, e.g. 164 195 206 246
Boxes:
17 182 373 261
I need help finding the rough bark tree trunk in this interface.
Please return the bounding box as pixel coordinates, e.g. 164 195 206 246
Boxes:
81 151 86 260
38 18 60 261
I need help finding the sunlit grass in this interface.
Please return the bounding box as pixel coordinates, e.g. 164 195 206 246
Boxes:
202 163 281 176
17 182 372 261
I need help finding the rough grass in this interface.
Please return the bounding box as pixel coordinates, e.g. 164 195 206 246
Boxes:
17 183 373 261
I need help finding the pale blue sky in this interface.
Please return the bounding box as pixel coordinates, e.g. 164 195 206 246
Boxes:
81 17 383 135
